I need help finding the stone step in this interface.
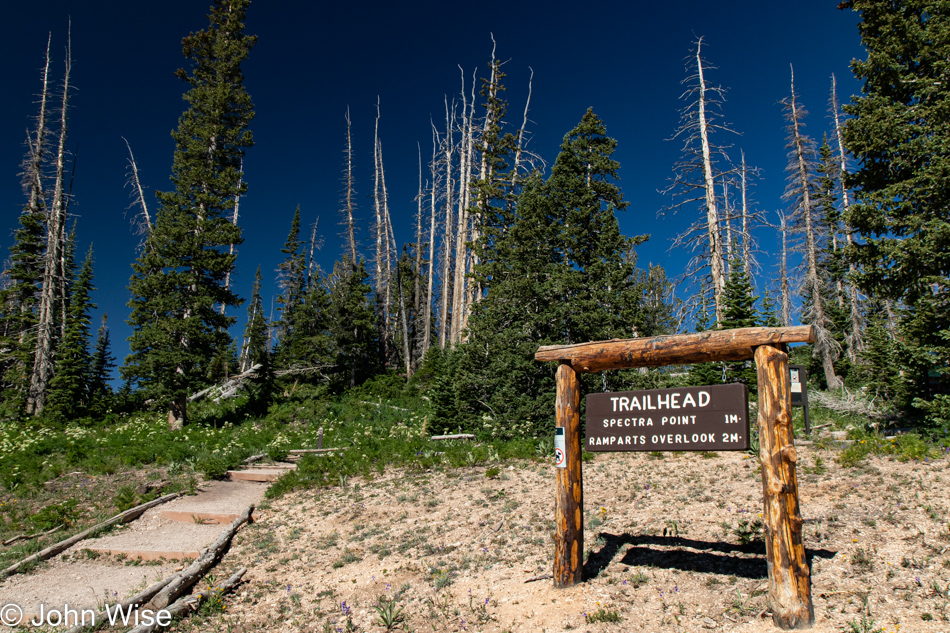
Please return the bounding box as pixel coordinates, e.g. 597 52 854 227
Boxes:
160 509 261 524
81 521 221 562
159 480 266 524
227 467 292 482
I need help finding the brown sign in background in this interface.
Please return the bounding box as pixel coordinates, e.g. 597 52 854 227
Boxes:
585 383 749 451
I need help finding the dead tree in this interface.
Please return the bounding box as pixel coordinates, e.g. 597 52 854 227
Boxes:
123 137 151 239
423 124 439 355
29 29 72 416
438 98 456 349
777 211 792 327
784 66 840 388
413 143 424 365
450 67 477 345
829 74 864 361
664 37 737 323
343 107 358 267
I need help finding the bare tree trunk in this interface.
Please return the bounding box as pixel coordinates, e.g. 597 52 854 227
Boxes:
740 150 752 279
463 68 481 335
388 216 411 377
511 67 533 205
423 125 438 355
220 160 243 314
379 140 393 350
438 99 455 349
778 212 791 328
450 70 474 345
413 143 423 366
696 39 725 322
123 137 152 237
722 180 732 272
307 217 319 288
788 67 840 389
344 107 357 267
28 32 71 416
830 74 864 361
373 100 388 362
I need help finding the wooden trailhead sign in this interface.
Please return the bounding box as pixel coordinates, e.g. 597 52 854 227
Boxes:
536 326 818 630
586 384 749 452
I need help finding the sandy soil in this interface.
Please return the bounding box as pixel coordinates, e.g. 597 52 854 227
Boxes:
173 447 950 633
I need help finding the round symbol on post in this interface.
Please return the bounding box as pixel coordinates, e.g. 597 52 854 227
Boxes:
554 447 565 467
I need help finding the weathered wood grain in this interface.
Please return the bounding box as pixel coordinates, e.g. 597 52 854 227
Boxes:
535 325 816 372
554 362 584 587
755 344 814 629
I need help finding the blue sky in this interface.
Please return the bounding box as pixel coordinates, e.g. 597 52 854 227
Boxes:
1 1 865 381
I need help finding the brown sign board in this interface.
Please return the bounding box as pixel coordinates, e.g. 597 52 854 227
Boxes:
585 384 750 452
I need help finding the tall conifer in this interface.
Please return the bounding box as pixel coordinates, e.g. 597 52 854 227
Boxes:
842 0 950 424
123 0 255 429
48 246 95 415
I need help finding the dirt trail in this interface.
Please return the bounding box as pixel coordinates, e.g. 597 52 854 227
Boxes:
0 475 273 626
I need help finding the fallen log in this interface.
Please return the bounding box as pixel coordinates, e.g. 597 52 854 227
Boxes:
288 448 347 454
128 568 247 633
0 493 179 578
3 523 63 547
62 575 176 633
430 434 475 441
188 364 262 403
147 505 253 610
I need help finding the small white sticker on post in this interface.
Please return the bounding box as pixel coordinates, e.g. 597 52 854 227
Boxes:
554 427 566 468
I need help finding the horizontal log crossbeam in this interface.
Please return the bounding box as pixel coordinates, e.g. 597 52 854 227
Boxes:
535 325 816 372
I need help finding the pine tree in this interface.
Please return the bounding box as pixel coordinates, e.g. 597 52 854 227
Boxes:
327 259 378 390
446 111 656 438
719 254 759 388
241 265 269 372
88 313 116 414
47 245 95 415
123 0 255 429
273 206 307 367
842 0 950 424
0 207 46 407
759 290 781 328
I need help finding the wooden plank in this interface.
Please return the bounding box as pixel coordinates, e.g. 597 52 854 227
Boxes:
754 344 814 629
535 326 816 373
554 362 584 587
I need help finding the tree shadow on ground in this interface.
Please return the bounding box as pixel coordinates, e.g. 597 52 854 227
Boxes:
583 532 837 580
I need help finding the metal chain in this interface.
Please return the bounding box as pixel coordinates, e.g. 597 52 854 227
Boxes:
602 372 608 392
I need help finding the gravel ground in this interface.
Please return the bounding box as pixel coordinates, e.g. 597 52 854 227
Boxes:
165 446 950 633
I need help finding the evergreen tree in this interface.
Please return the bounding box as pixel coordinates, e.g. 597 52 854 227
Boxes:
273 206 308 368
688 293 724 387
88 313 116 414
814 137 853 384
759 290 781 328
442 111 657 438
241 265 269 373
547 109 645 347
0 206 46 408
48 246 95 415
327 258 378 390
719 254 759 388
123 0 255 429
842 0 950 423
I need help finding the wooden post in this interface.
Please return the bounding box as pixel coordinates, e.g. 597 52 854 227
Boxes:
554 361 583 587
754 344 814 629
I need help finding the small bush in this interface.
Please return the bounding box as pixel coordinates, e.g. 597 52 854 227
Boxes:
586 609 622 623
